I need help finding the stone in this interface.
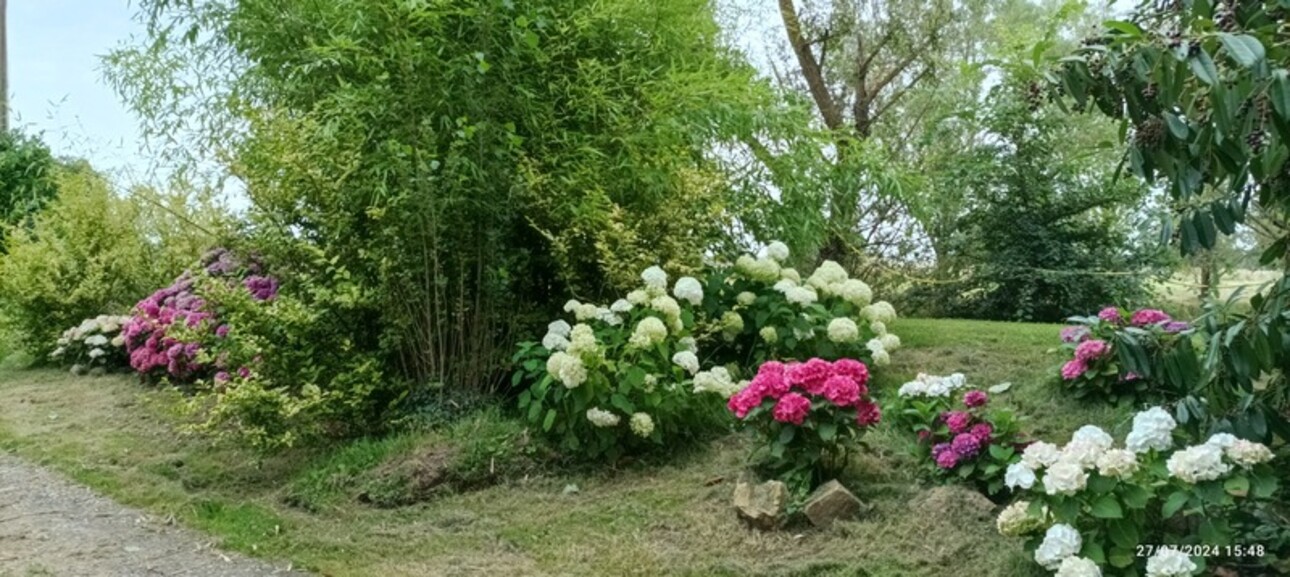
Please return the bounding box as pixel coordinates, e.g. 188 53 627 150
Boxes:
732 479 788 530
803 479 863 528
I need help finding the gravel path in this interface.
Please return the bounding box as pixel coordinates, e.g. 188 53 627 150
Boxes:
0 453 305 577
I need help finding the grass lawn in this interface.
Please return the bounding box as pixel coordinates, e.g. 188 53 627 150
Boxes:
0 318 1135 577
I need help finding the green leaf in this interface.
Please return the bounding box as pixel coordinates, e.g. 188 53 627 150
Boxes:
542 409 556 432
1224 475 1250 497
818 421 837 441
1109 547 1136 568
1217 33 1266 68
1164 112 1189 139
988 444 1014 460
778 426 796 445
1091 495 1124 519
1108 518 1140 549
1120 485 1151 509
1188 51 1220 85
1103 20 1144 38
1088 475 1117 494
1272 70 1290 121
1082 540 1107 565
1162 490 1189 518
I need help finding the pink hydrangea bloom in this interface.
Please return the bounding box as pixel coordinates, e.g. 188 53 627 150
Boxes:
772 393 812 425
963 390 988 408
1098 307 1124 324
943 411 972 434
237 366 251 379
1120 371 1141 382
1130 308 1171 327
830 358 870 386
1163 321 1189 333
933 443 959 469
970 423 993 443
855 399 881 427
821 375 861 407
214 371 230 383
1060 359 1087 380
215 324 230 338
1074 339 1110 362
787 358 832 395
750 369 791 399
727 388 762 419
1060 326 1090 343
951 432 982 457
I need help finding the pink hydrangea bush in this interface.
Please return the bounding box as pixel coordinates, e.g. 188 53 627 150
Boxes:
889 373 1027 497
1057 306 1200 404
728 357 880 488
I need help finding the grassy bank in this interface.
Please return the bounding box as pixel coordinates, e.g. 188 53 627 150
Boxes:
0 318 1130 576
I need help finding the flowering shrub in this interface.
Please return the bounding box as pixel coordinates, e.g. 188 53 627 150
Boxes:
1056 307 1200 405
726 357 881 488
514 265 734 461
50 315 132 374
999 407 1280 576
888 373 1025 496
693 242 901 369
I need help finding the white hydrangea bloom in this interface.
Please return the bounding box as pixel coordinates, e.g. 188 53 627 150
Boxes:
563 299 581 313
1044 457 1089 495
1072 425 1114 451
693 367 741 398
759 326 778 343
870 321 887 336
1035 524 1082 570
996 500 1043 537
834 279 873 307
50 347 65 358
548 320 572 337
865 338 885 354
88 348 106 359
720 312 745 335
784 286 818 306
610 299 633 313
736 256 780 282
1022 442 1063 470
672 351 700 375
1005 462 1036 490
736 291 757 306
1205 433 1238 449
1055 556 1102 577
586 407 620 428
110 335 126 348
1095 449 1139 479
1144 548 1198 577
772 279 797 293
673 276 704 305
806 260 849 290
766 241 790 262
641 266 668 290
650 295 681 318
630 412 655 437
85 335 109 347
1226 439 1274 468
871 350 891 366
860 301 897 323
629 317 668 348
547 352 587 388
1062 440 1103 469
878 333 901 351
1166 443 1231 483
780 267 801 283
542 332 570 352
642 374 659 393
1126 407 1177 453
626 290 649 305
677 336 698 352
827 318 860 343
567 324 599 356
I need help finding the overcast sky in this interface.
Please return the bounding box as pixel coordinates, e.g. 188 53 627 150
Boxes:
9 0 147 182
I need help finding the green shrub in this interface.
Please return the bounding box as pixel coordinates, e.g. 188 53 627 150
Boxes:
0 166 220 358
1054 307 1203 407
50 315 133 374
0 129 59 251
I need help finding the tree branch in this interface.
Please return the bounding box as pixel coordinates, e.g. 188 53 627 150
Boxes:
777 0 843 130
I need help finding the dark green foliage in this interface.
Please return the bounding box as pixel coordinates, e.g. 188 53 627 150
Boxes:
0 130 59 252
906 84 1156 322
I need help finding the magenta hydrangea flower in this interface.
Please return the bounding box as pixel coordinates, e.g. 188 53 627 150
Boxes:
1060 326 1090 343
214 371 230 383
750 368 791 399
963 390 988 408
1060 359 1087 380
933 443 959 469
951 432 982 457
830 358 870 386
1130 308 1170 327
1163 321 1189 333
1120 371 1142 382
787 358 832 395
237 366 251 379
243 275 280 301
943 410 973 434
821 375 861 407
1074 339 1110 362
969 423 993 443
1098 307 1125 324
855 399 881 427
727 388 762 419
215 324 230 338
772 393 812 425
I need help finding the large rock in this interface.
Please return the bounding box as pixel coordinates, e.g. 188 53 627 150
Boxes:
732 479 788 530
803 479 863 528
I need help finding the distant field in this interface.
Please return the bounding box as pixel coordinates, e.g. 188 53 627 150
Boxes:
1149 268 1281 316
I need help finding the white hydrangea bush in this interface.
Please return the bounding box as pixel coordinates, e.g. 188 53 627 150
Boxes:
514 265 737 460
692 241 900 370
998 407 1280 576
50 315 133 374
